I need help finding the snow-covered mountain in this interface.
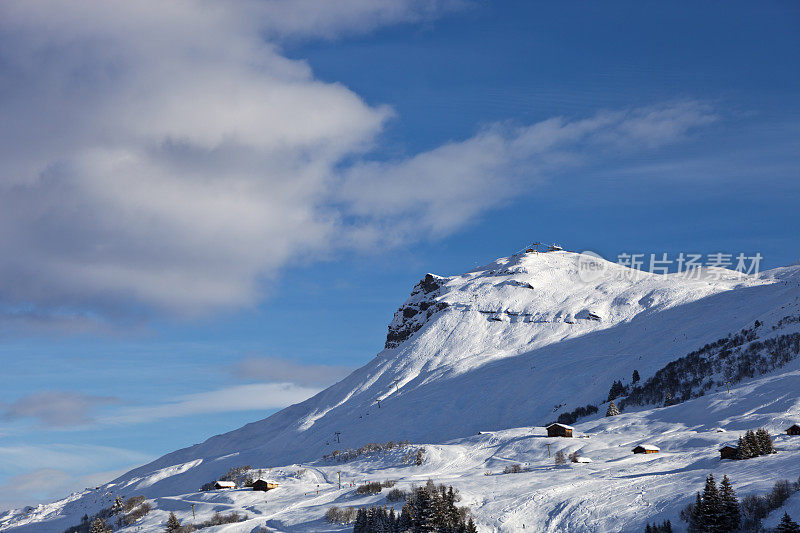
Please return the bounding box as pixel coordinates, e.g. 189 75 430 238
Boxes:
3 250 800 532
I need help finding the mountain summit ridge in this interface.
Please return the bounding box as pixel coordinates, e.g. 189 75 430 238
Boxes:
3 251 800 531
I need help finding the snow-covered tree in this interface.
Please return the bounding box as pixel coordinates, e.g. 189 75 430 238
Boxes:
755 428 774 455
736 435 754 460
776 512 800 533
554 450 567 465
111 496 124 515
165 512 181 532
88 519 111 533
745 430 761 456
605 401 620 417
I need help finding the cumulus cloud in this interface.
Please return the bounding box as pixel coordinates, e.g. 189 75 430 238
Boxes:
2 392 119 427
233 356 353 386
0 1 718 325
103 383 321 425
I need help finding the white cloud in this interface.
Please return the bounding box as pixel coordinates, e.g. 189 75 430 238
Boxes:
0 1 718 324
0 444 149 511
2 392 119 427
0 443 151 478
233 356 353 386
338 102 717 245
103 383 321 425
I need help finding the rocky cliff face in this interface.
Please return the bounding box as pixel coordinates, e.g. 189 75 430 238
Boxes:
385 273 450 349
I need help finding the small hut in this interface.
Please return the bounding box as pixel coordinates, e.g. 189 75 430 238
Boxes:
573 456 592 464
546 423 574 438
786 424 800 436
252 480 279 492
632 444 660 454
214 481 236 490
719 446 738 460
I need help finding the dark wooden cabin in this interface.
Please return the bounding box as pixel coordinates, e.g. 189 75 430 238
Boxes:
632 444 660 454
546 423 573 438
719 446 738 460
252 480 279 492
787 424 800 436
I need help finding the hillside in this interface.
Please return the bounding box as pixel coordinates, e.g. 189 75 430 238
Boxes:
2 250 800 532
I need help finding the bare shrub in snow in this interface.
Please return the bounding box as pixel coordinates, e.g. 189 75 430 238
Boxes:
325 506 359 524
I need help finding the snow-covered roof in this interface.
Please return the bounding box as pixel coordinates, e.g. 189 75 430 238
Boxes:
633 444 660 451
215 481 236 488
574 457 592 463
546 423 574 430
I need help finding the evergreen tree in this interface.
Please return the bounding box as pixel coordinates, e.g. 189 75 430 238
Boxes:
735 435 753 460
398 502 413 531
606 401 620 417
745 430 761 457
719 475 740 531
687 493 704 533
698 474 724 532
776 513 800 533
645 524 653 533
165 511 181 533
111 496 124 515
465 517 478 533
632 370 640 384
662 519 672 532
755 428 774 454
89 519 111 533
607 380 626 401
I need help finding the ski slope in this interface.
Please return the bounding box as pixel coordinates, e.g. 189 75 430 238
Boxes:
2 250 800 532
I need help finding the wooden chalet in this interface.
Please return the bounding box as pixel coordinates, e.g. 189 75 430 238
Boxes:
632 444 660 454
719 445 738 460
214 481 236 490
546 423 574 438
252 480 279 492
787 424 800 436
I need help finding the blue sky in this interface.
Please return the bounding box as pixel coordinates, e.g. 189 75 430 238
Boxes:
0 0 798 510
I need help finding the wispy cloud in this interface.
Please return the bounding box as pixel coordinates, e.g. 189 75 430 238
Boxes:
102 383 320 425
0 443 149 511
338 102 717 245
2 392 119 427
233 356 353 386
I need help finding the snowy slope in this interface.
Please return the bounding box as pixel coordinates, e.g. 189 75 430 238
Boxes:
3 250 800 532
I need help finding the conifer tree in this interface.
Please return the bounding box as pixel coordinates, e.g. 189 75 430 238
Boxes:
756 428 774 454
632 370 640 384
687 493 704 533
736 435 753 460
465 517 478 533
745 430 761 456
111 496 124 515
699 474 723 532
606 401 620 417
776 512 800 533
165 511 181 533
719 475 740 531
89 519 111 533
